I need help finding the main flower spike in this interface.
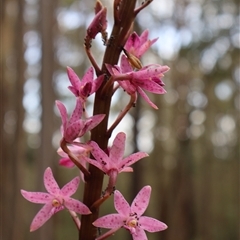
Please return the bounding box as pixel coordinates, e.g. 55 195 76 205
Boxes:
124 30 158 58
21 167 91 232
93 186 167 240
106 55 169 109
67 66 104 102
56 98 105 143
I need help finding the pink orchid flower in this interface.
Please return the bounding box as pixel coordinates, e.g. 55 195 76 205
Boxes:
67 66 104 101
106 55 170 109
21 167 91 232
84 132 148 186
124 29 158 58
84 132 148 174
93 185 167 240
56 98 105 143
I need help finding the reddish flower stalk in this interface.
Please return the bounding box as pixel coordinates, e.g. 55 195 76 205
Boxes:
106 93 137 137
60 138 91 181
79 1 139 239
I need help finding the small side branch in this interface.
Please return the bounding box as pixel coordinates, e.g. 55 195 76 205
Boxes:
134 0 153 16
84 36 101 76
60 139 91 181
69 210 81 230
106 93 136 137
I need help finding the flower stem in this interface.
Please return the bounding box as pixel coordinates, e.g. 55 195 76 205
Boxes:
69 210 81 230
107 93 136 138
84 40 101 76
60 139 91 181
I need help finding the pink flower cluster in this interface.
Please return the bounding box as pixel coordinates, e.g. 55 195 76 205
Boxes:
21 1 169 239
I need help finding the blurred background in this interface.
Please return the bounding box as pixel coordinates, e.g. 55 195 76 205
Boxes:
1 0 239 239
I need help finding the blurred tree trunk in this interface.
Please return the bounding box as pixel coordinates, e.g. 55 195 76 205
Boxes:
2 0 26 239
37 0 58 239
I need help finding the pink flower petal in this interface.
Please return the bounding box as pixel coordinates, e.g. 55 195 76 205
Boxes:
114 190 130 216
59 158 75 168
68 86 79 97
67 66 80 90
93 213 125 229
105 63 115 75
139 216 168 232
87 141 110 172
43 167 60 195
137 87 158 109
131 186 151 216
134 78 166 94
81 67 94 85
30 202 54 232
68 98 83 126
61 176 80 197
64 197 91 215
120 55 133 73
81 114 105 135
84 156 104 172
124 32 140 54
119 152 148 172
131 227 147 240
118 79 137 94
65 120 84 142
109 132 126 164
91 74 104 93
139 30 149 44
87 7 107 39
55 100 68 131
21 190 51 204
120 166 133 172
124 30 158 58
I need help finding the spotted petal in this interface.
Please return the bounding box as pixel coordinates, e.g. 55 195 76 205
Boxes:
91 74 104 94
139 216 168 232
55 101 68 132
68 98 83 126
114 190 130 216
134 78 166 94
80 114 105 136
109 132 126 164
21 190 51 204
64 197 91 215
44 167 60 195
131 186 151 216
132 227 148 240
61 176 80 197
119 152 148 173
93 213 125 229
81 67 94 85
30 202 55 232
67 67 80 93
65 120 84 142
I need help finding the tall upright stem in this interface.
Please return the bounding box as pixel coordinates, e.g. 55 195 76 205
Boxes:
79 1 137 239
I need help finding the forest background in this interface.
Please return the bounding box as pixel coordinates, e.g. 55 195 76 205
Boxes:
1 0 239 239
